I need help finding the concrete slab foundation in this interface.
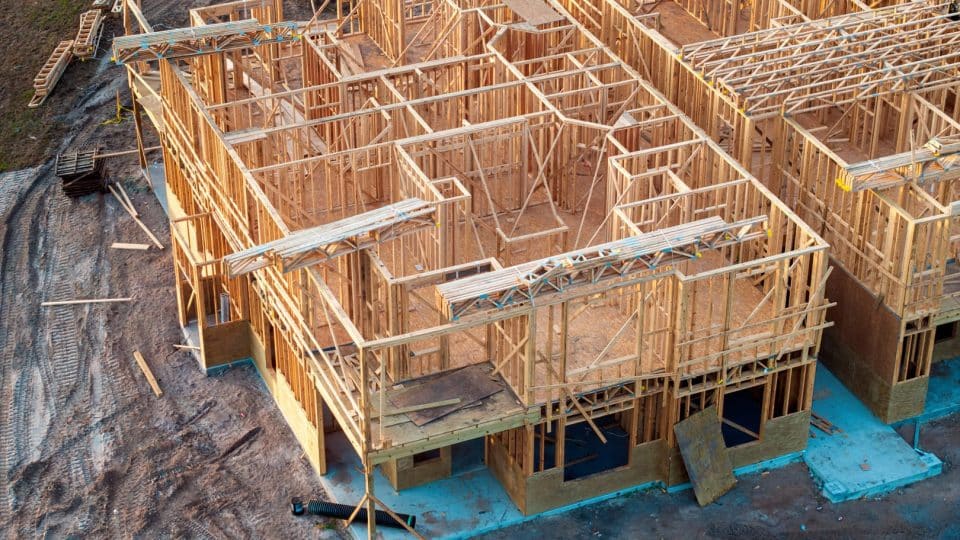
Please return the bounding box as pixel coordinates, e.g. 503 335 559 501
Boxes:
803 367 942 503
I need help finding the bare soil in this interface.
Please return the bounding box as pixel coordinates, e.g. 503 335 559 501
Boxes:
0 1 340 538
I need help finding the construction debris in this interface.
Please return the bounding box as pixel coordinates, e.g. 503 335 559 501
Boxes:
133 350 163 397
73 10 105 60
41 297 132 306
29 40 73 108
108 183 164 249
55 149 107 197
111 242 151 250
674 406 737 506
810 411 841 435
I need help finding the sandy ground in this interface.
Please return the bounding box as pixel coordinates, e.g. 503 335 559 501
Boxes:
0 1 343 538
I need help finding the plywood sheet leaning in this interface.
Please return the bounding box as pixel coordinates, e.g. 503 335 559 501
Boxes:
673 405 736 506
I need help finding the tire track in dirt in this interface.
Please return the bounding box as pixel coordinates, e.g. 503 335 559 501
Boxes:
3 3 332 537
0 167 52 525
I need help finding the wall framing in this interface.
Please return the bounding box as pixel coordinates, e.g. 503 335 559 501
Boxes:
119 0 831 536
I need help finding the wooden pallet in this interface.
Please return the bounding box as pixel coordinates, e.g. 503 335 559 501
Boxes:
73 10 104 60
29 40 74 108
55 149 107 197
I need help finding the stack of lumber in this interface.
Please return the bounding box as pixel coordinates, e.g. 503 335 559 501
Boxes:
73 10 105 60
55 150 107 197
29 40 74 108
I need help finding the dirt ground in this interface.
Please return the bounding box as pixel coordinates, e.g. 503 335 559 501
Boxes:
0 1 342 538
481 414 960 540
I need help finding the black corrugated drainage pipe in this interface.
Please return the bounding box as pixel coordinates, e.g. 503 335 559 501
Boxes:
291 497 417 530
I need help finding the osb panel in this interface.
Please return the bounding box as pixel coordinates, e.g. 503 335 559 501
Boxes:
523 439 668 515
886 377 929 423
729 410 810 468
485 435 527 514
202 319 253 368
821 261 902 381
673 406 736 506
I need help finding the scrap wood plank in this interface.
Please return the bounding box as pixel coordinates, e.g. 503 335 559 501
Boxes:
372 398 462 419
387 364 504 426
810 411 840 434
41 297 132 306
108 185 165 249
113 182 138 218
133 350 163 397
111 242 151 250
674 405 736 506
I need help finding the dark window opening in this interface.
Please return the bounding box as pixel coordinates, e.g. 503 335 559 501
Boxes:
413 448 441 466
563 415 630 481
935 322 957 343
721 386 764 448
451 438 485 475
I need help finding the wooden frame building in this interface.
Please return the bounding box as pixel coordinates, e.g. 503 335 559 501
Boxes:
559 0 960 422
118 0 831 535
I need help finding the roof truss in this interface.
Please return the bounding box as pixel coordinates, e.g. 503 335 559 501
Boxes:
224 198 437 277
112 19 300 64
437 215 767 320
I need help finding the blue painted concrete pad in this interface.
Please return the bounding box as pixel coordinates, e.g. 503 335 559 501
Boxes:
804 366 942 503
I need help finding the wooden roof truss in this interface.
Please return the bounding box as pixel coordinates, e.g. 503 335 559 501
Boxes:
437 215 767 320
681 2 960 118
224 198 437 276
112 18 300 63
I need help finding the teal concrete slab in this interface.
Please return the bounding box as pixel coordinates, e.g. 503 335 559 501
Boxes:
803 366 942 503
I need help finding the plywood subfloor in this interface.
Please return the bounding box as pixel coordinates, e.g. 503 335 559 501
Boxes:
370 362 533 453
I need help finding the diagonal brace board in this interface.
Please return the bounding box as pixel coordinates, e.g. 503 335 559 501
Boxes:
112 19 300 64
